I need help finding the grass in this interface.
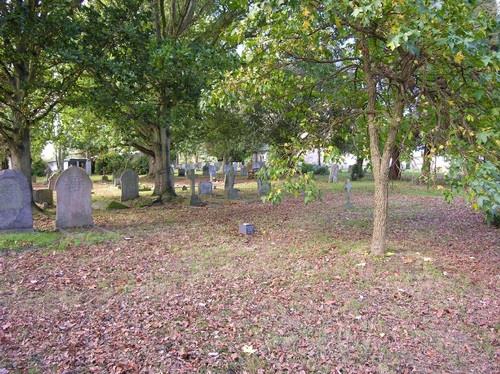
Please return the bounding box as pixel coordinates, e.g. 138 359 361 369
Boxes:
0 230 119 251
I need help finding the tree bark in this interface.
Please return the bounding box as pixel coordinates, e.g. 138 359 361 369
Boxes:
8 126 33 191
421 144 431 183
388 146 401 180
361 35 406 256
152 125 176 197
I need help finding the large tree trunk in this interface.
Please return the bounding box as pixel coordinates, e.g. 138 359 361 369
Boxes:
388 146 401 180
8 127 33 190
361 36 406 255
152 126 176 197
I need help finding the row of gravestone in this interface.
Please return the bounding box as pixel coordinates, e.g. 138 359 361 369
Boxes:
0 167 94 231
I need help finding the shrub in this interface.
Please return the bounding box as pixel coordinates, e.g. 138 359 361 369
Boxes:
32 159 47 177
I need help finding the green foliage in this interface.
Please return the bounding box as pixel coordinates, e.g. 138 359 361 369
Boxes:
31 159 47 177
94 152 128 175
131 155 149 175
447 160 500 226
301 163 328 176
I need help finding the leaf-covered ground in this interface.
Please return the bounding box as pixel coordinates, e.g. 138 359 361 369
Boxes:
1 178 499 373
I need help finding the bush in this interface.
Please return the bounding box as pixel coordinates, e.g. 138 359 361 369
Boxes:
32 159 47 177
94 152 127 175
300 163 329 175
131 155 149 175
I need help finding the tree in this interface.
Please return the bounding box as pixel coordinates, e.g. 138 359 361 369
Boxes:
87 0 244 196
211 0 498 254
0 1 93 188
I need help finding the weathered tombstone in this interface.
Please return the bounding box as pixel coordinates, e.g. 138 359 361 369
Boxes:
48 172 60 191
240 165 248 177
257 178 271 197
33 188 53 207
0 170 33 232
328 164 340 183
31 175 37 184
55 166 93 229
344 179 353 209
187 169 204 206
198 181 213 196
208 164 217 181
120 169 139 202
102 175 110 182
178 168 186 177
225 166 239 199
202 164 210 177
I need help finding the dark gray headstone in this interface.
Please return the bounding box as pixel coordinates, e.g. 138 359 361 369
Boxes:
33 188 53 207
0 169 33 232
240 166 248 177
55 167 93 229
120 169 139 202
178 168 186 177
199 181 213 195
202 164 209 176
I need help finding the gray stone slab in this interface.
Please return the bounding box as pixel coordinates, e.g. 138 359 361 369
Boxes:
198 181 213 195
0 169 33 232
120 169 139 202
33 188 53 207
55 166 93 229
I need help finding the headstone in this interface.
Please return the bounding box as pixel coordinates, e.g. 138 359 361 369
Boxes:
208 164 217 181
344 179 353 209
239 223 255 235
328 164 340 183
33 188 53 207
202 164 210 177
257 178 271 197
102 175 110 182
240 166 248 177
178 168 186 177
48 172 60 191
31 175 37 183
0 170 33 232
120 169 139 202
55 166 93 229
199 181 213 196
225 166 239 199
187 169 204 206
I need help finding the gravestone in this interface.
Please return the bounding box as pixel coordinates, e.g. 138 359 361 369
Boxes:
0 169 33 232
102 175 110 182
328 164 340 183
257 178 271 197
55 166 93 229
120 169 139 202
33 188 53 207
31 175 37 183
208 164 217 181
187 169 204 206
202 164 210 177
178 168 186 177
344 179 353 209
48 172 60 191
240 165 248 177
225 166 239 199
199 181 213 196
239 223 255 235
